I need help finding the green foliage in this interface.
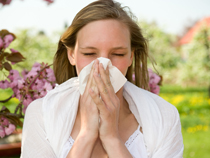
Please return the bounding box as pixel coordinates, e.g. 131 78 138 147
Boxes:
139 21 181 83
178 27 210 86
139 21 181 82
0 88 19 113
9 29 57 73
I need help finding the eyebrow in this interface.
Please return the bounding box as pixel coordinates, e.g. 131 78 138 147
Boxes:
79 46 128 50
79 46 97 50
112 47 128 50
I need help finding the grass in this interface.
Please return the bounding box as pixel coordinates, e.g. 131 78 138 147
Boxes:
182 130 210 158
160 85 210 158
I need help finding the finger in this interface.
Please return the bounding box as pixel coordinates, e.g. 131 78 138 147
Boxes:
89 88 108 114
91 59 99 95
99 63 115 94
93 68 114 110
83 61 95 96
99 64 120 108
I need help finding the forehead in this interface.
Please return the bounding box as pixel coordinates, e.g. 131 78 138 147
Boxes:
76 19 131 48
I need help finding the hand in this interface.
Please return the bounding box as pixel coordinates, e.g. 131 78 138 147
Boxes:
89 61 121 142
78 60 99 139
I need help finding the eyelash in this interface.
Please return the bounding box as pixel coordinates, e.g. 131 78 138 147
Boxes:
83 53 96 56
83 53 125 56
113 53 125 56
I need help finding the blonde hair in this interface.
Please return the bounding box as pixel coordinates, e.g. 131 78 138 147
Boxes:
53 0 149 89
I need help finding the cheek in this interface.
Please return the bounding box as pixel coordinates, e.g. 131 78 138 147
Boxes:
111 59 130 75
75 57 94 75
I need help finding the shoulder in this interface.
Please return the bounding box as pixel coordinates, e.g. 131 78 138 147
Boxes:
22 98 46 137
124 82 180 121
143 87 179 120
24 98 45 126
25 98 44 116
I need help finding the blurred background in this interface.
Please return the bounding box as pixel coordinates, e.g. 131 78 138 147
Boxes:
0 0 210 157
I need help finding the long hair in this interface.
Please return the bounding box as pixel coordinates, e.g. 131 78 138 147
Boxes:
53 0 149 89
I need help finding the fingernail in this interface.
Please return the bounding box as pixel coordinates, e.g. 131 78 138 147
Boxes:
95 72 100 77
90 88 94 93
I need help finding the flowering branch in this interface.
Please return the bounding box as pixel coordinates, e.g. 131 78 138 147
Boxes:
0 0 55 139
0 29 56 138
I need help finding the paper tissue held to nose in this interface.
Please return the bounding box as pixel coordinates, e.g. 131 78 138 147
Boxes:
78 57 127 95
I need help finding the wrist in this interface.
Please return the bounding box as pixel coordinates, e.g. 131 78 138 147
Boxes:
67 130 98 158
101 136 133 158
78 130 98 142
101 135 122 150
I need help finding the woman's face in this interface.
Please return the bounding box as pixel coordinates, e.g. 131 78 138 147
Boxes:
67 19 134 76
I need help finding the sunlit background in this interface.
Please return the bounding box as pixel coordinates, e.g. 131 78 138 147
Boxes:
0 0 210 157
1 0 210 35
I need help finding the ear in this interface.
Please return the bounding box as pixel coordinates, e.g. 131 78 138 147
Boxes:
129 49 134 66
67 48 76 66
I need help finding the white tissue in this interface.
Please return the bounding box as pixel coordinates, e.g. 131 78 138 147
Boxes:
78 57 127 95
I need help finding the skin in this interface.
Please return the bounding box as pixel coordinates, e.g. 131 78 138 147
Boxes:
67 19 139 158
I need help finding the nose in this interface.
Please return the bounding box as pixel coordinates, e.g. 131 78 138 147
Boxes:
100 52 109 59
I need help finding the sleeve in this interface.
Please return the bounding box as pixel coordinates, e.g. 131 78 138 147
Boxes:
152 96 184 158
20 98 56 158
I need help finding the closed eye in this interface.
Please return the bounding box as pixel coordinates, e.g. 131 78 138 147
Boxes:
83 53 96 56
113 53 125 56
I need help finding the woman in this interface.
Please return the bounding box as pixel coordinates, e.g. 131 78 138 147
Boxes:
21 0 184 157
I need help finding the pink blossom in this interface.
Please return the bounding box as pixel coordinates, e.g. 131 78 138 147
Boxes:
0 80 10 89
44 82 53 90
22 106 27 114
17 79 25 89
22 95 33 107
154 86 160 94
148 68 161 95
149 74 161 84
0 0 12 6
22 95 33 114
26 66 40 79
0 125 6 138
148 68 161 84
21 70 29 79
39 82 52 97
31 79 44 91
33 91 42 99
3 34 14 48
0 37 3 49
0 62 56 118
46 68 56 82
9 80 19 89
132 73 135 81
0 116 9 126
32 62 42 68
5 123 15 135
8 70 21 81
10 48 18 53
149 83 160 95
13 87 21 99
